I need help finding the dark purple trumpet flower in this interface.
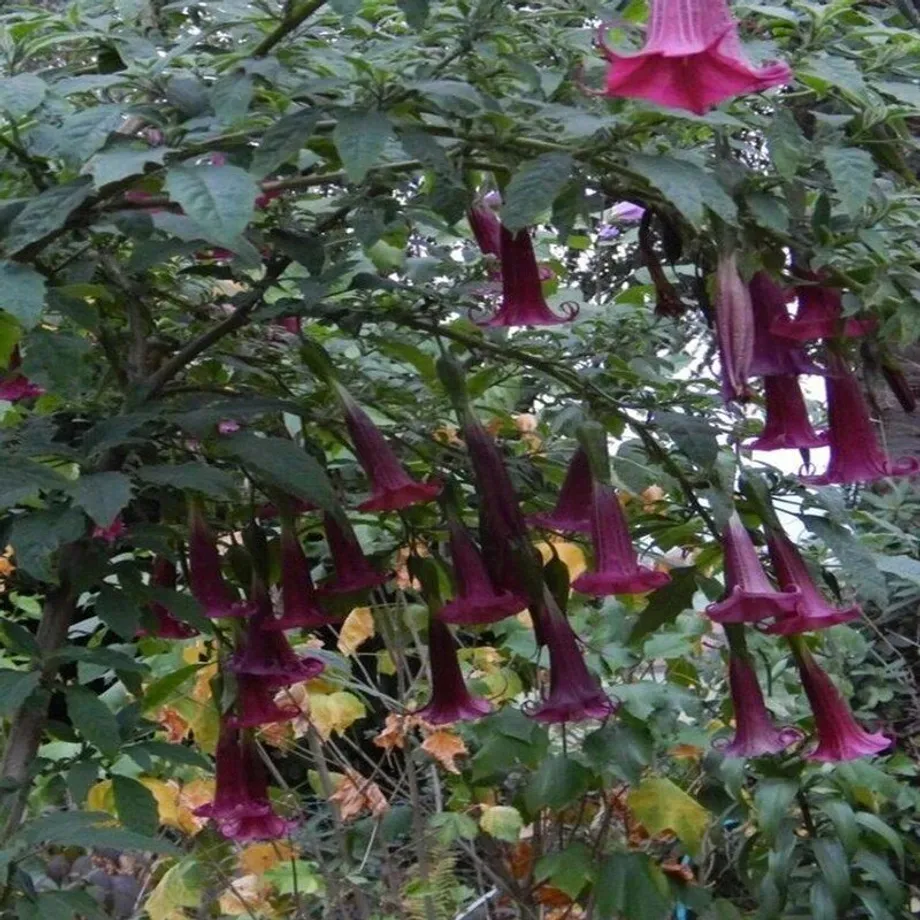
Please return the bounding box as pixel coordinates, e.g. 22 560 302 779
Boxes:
527 447 593 534
138 557 197 639
263 517 341 631
717 653 801 758
802 353 920 486
747 375 828 451
467 204 502 258
480 226 576 327
705 513 800 625
572 483 671 596
231 586 325 687
793 644 890 762
197 726 296 841
341 392 441 513
772 278 876 342
763 529 861 635
525 600 614 724
415 617 492 725
228 676 301 728
749 273 822 377
440 520 527 625
188 506 255 619
0 348 43 402
715 251 754 403
319 514 389 595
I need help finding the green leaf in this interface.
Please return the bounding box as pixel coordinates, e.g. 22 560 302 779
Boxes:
629 155 737 227
629 566 698 642
479 805 523 842
397 0 429 28
127 740 210 770
16 810 178 854
754 778 797 843
802 515 887 605
141 663 204 712
820 799 859 856
582 718 654 784
333 111 394 183
251 109 320 177
855 813 904 867
746 193 789 233
9 508 86 581
535 842 593 899
627 777 710 857
89 144 168 189
147 587 212 634
210 72 254 124
136 463 238 499
823 147 874 217
52 646 148 673
0 74 47 118
524 755 590 813
95 584 142 640
593 852 671 920
0 456 68 508
3 179 94 255
0 261 46 328
767 109 809 180
164 165 258 247
853 850 904 908
809 880 838 920
429 811 478 845
54 105 126 165
0 669 41 717
69 471 133 527
501 153 574 232
145 858 206 920
66 685 121 758
813 839 852 910
656 411 720 469
112 775 159 837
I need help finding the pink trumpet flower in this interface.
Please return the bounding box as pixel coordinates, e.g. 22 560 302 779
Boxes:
771 278 876 342
528 447 594 534
572 483 670 596
599 0 791 115
415 617 492 725
718 653 801 758
749 273 821 377
802 353 920 486
480 226 577 327
93 515 127 545
341 393 441 512
440 520 527 625
228 676 301 728
188 506 255 619
793 644 890 762
705 513 799 624
468 205 502 258
763 530 861 635
319 514 388 595
716 252 755 403
139 557 197 639
747 375 828 451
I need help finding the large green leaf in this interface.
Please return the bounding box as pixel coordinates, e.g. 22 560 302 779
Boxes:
629 155 737 226
501 153 574 232
823 146 874 216
629 566 698 642
627 777 710 857
69 471 133 527
113 775 159 837
0 74 47 118
17 810 178 854
95 584 142 640
136 463 238 499
66 685 122 758
333 111 394 182
0 456 68 509
250 108 320 177
593 852 671 920
802 515 887 605
164 165 258 247
3 179 94 255
89 144 168 189
524 755 590 813
0 261 46 328
0 669 41 717
9 508 86 581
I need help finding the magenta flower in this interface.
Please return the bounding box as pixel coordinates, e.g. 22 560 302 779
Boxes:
440 520 527 625
217 419 240 435
231 586 325 687
599 0 791 115
341 392 441 513
526 603 614 723
772 278 876 342
93 515 127 545
528 447 593 534
138 557 197 639
573 483 671 596
255 188 283 209
468 205 502 258
793 645 890 762
275 316 302 335
188 506 255 619
415 617 491 725
228 676 301 728
480 226 576 327
715 252 755 403
609 201 646 222
747 375 828 451
749 273 821 377
718 654 801 758
763 530 860 635
0 348 44 402
319 513 388 595
705 513 799 625
802 353 920 486
263 518 340 631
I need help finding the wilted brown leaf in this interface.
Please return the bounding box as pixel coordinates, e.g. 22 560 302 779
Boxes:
218 874 275 917
240 841 297 875
329 768 389 821
421 730 467 774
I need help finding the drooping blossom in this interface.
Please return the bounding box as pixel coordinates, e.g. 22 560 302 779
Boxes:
572 483 671 596
188 506 255 619
525 600 614 723
255 187 283 209
228 676 301 728
263 517 340 631
718 653 801 758
763 529 860 635
196 726 296 840
609 201 646 222
231 584 325 687
468 204 502 258
771 278 875 342
319 513 388 595
93 515 127 545
598 224 620 241
217 419 240 435
528 447 593 534
749 273 822 377
747 375 828 451
0 348 44 402
440 519 527 625
598 0 791 115
715 251 755 403
275 316 302 335
792 643 890 762
480 226 576 327
139 557 197 639
705 513 799 625
801 352 920 486
414 617 492 725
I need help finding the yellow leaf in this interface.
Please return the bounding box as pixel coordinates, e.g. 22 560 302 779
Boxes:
421 730 468 774
480 805 524 842
218 874 275 917
376 648 396 676
177 779 215 835
240 841 297 875
141 778 181 829
146 858 204 920
337 607 375 656
306 691 366 741
86 779 115 815
536 541 587 581
627 777 710 857
468 647 503 674
478 667 523 704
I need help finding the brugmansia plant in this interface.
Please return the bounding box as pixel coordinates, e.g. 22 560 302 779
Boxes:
0 0 918 918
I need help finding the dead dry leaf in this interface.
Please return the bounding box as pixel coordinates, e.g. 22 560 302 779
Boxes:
421 730 467 774
337 607 375 656
329 768 389 821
